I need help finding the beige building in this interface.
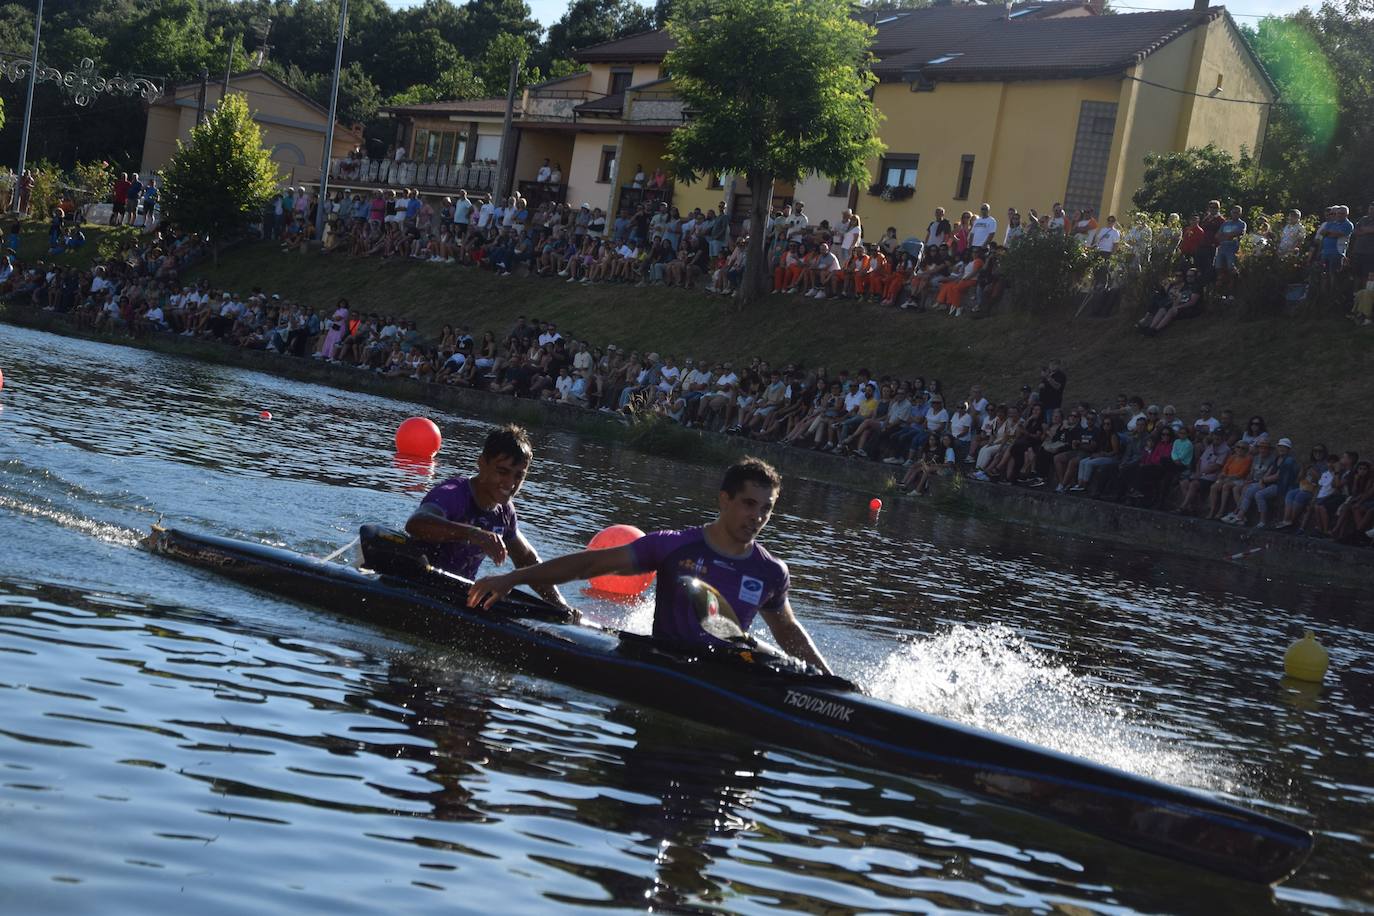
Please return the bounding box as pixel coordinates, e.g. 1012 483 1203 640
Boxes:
141 70 361 184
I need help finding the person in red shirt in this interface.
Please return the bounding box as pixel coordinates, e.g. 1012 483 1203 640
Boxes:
1179 213 1204 262
111 173 131 226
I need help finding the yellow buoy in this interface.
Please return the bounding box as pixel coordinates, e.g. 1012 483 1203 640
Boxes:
1283 630 1329 683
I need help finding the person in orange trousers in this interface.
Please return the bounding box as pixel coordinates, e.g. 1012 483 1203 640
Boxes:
936 247 984 314
882 251 913 305
863 247 888 300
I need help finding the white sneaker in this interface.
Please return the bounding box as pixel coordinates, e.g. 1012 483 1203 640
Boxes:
557 270 569 277
814 292 827 300
883 456 903 465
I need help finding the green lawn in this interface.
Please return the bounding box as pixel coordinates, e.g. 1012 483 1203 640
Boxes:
11 220 117 271
191 241 1373 454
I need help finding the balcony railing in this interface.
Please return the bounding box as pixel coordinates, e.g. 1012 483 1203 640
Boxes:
327 157 498 194
518 180 568 208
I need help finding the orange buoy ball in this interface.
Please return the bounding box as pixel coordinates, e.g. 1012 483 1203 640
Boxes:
259 410 272 420
869 497 883 511
395 416 442 458
587 524 655 597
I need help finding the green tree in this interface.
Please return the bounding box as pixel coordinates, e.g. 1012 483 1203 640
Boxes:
160 93 279 262
478 31 540 96
387 60 487 106
1131 144 1260 215
457 0 539 61
664 0 884 305
544 0 655 63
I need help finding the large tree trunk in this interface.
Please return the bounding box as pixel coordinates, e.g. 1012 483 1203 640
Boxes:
735 171 774 309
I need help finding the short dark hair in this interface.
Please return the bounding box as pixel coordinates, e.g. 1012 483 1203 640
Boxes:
720 457 781 497
482 424 532 465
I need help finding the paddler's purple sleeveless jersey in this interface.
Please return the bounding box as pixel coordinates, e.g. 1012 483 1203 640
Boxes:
630 527 789 644
418 476 518 579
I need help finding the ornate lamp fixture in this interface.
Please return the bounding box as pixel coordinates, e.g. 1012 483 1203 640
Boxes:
0 56 162 106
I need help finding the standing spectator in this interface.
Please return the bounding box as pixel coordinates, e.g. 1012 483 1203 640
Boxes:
926 207 951 248
1037 360 1066 416
1348 202 1374 288
1093 215 1121 255
17 169 34 215
1196 200 1224 282
1277 209 1306 257
1213 205 1247 297
111 172 131 225
970 203 997 249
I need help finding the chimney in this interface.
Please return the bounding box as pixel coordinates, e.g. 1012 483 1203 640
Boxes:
1193 0 1209 11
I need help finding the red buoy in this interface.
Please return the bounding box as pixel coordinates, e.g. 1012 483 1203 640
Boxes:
395 416 442 458
586 524 654 597
869 497 882 511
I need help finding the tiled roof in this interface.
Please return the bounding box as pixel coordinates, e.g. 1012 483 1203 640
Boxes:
873 8 1222 79
574 29 675 63
870 2 1087 56
574 91 625 114
380 98 511 117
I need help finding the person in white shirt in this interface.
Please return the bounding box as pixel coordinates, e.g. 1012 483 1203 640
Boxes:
477 199 496 229
572 344 594 372
1277 209 1306 256
841 212 863 260
1093 215 1122 254
924 396 949 434
785 202 809 241
393 144 406 163
536 159 552 183
657 356 681 394
969 203 997 248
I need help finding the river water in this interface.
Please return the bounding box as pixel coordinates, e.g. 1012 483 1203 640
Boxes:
0 323 1369 914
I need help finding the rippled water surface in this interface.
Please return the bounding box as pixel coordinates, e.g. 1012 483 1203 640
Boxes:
1 324 1370 914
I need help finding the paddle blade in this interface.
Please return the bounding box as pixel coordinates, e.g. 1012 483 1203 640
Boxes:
678 575 746 641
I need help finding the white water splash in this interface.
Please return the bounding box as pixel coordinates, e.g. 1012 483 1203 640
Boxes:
0 494 144 548
861 623 1237 792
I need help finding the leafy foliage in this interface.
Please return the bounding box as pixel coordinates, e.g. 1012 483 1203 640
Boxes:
664 0 883 303
1131 144 1264 216
542 0 654 65
1000 231 1095 312
1244 5 1374 212
161 94 280 249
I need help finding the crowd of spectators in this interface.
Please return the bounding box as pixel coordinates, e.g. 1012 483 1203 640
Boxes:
6 179 1372 548
258 184 1374 327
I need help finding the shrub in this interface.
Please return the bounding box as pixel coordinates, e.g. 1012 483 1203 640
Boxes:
1000 231 1095 311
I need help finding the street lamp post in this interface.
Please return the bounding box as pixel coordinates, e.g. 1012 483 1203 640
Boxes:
314 0 348 244
12 0 44 212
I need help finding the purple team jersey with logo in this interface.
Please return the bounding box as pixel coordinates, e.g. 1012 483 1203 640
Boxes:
418 476 518 578
630 527 789 645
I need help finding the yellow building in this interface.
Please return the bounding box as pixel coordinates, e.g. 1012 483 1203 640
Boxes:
141 70 361 184
863 1 1276 236
497 1 1273 232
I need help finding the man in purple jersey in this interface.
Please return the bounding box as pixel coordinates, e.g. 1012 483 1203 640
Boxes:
407 425 568 609
467 458 831 674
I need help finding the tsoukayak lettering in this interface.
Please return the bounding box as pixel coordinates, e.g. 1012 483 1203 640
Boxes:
784 689 854 722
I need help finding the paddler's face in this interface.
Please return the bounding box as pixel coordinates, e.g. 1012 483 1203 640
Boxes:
475 454 528 504
717 482 777 544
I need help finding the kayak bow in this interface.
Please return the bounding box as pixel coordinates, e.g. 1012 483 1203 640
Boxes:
144 524 1312 884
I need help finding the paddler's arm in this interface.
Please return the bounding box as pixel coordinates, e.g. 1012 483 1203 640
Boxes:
468 545 638 609
406 504 507 565
760 599 832 675
507 531 569 609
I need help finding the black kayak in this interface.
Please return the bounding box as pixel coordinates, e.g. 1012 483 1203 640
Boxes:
144 524 1313 885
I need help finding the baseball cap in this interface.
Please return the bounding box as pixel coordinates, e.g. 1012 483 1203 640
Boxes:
1278 437 1293 448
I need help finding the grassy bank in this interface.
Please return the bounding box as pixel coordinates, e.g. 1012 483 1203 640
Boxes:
181 240 1366 452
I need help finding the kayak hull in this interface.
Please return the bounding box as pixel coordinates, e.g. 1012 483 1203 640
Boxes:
145 526 1312 885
